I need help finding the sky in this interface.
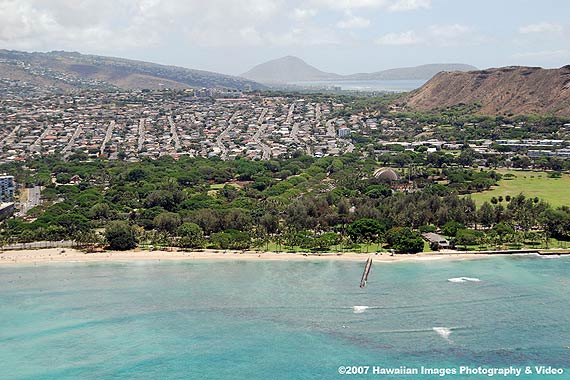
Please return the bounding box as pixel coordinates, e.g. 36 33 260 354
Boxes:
0 0 569 76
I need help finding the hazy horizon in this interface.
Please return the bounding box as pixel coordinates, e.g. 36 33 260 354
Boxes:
1 0 569 76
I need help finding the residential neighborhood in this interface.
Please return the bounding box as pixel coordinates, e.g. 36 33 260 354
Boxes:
0 83 358 162
1 82 570 168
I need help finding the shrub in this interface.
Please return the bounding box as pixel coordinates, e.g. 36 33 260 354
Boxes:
177 223 204 249
385 227 424 254
105 221 138 250
442 221 464 237
419 225 437 233
210 229 251 250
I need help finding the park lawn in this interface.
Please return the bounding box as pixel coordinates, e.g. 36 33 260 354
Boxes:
255 241 386 253
423 241 433 252
208 182 244 196
458 238 570 251
469 169 570 208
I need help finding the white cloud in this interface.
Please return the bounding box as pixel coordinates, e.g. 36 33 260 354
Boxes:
375 24 479 47
428 23 471 46
0 0 165 50
337 14 370 29
311 0 429 11
312 0 388 10
519 22 563 34
513 49 570 60
0 0 366 51
265 26 341 46
428 24 469 38
0 0 434 53
291 8 317 20
0 0 294 50
388 0 431 12
0 1 56 41
375 30 421 45
238 27 264 46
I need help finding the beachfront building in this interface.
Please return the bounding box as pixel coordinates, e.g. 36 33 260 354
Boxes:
422 233 451 249
0 175 15 202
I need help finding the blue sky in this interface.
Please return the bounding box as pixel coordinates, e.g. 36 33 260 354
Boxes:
0 0 568 75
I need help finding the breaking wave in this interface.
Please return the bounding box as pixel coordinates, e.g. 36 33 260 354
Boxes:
352 306 370 313
447 277 481 283
432 327 453 342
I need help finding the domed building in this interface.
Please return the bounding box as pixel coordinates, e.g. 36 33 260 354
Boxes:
373 168 400 182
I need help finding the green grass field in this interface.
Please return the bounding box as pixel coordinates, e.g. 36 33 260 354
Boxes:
469 169 570 208
255 242 387 254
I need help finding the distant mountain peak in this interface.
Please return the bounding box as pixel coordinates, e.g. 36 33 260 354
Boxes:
281 55 303 60
241 56 340 84
264 55 308 64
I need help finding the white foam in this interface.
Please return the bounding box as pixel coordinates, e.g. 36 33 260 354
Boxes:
433 327 452 342
447 277 481 283
352 306 369 313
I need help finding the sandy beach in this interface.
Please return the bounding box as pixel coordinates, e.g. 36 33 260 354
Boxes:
0 247 503 265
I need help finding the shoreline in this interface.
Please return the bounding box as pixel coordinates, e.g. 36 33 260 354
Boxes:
0 247 544 266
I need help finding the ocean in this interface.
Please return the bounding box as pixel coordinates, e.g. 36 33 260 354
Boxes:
291 79 427 92
1 256 569 380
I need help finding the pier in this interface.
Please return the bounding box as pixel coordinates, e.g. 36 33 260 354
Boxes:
360 256 373 288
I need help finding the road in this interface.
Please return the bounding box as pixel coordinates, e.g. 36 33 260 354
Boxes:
100 120 116 155
253 108 271 160
137 118 146 152
326 119 336 137
29 125 50 153
286 104 295 124
167 116 181 151
62 125 83 157
216 111 239 160
291 122 301 144
0 125 21 148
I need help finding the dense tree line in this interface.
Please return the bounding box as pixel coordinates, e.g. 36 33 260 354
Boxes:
1 154 569 253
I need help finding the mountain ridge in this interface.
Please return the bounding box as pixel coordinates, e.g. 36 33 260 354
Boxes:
346 63 477 81
0 49 264 91
403 65 570 117
241 56 477 84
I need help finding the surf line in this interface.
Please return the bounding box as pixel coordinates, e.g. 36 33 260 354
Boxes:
360 256 373 288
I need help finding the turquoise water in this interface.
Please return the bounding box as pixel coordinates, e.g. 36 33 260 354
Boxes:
1 256 569 380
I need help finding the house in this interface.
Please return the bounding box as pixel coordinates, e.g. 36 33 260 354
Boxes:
422 232 450 249
69 175 83 184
